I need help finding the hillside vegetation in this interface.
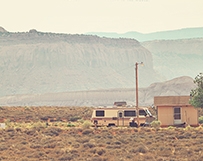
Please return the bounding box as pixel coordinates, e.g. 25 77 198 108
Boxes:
1 106 203 161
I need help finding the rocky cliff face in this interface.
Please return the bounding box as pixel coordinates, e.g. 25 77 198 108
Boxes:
142 38 203 80
0 28 159 97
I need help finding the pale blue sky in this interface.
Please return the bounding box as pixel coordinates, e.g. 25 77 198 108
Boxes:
1 0 203 34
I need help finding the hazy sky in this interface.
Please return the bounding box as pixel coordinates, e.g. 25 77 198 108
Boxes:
1 0 203 34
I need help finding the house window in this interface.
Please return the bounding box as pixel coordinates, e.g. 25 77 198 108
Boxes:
96 110 105 117
124 110 136 117
174 107 181 119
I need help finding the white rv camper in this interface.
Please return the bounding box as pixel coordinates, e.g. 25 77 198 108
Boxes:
91 106 154 127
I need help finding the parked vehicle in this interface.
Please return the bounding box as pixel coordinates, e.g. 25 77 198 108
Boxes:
91 106 155 127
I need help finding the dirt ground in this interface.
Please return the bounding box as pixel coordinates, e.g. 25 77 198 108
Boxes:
1 106 203 161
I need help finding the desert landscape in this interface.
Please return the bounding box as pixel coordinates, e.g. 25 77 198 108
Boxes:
0 27 202 107
1 0 203 160
1 106 203 161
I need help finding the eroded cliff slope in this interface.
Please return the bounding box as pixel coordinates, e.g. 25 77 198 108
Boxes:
0 28 159 97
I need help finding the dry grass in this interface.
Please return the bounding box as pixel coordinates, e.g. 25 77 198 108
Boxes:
1 106 203 160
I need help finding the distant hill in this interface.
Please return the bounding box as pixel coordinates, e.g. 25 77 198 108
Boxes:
0 76 195 106
142 38 203 80
0 27 160 97
86 27 203 42
0 26 8 33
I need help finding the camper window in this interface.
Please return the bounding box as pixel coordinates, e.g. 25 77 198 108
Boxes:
124 110 136 117
96 110 105 117
139 110 147 116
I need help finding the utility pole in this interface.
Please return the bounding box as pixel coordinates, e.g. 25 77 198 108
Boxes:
135 62 143 127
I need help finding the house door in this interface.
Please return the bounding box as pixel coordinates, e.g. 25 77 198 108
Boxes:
174 107 181 124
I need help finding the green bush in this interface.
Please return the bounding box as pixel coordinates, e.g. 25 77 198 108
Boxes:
150 120 161 128
82 120 92 129
199 116 203 124
185 125 193 131
67 123 75 127
167 126 175 130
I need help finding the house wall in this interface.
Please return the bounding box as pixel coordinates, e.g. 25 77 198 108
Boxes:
157 106 174 126
157 105 198 126
181 106 198 125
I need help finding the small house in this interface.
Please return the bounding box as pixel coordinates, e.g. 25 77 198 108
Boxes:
154 96 198 127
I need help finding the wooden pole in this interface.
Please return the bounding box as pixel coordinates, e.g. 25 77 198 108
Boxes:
135 62 140 127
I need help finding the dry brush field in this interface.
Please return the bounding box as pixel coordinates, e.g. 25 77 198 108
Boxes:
1 106 203 161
